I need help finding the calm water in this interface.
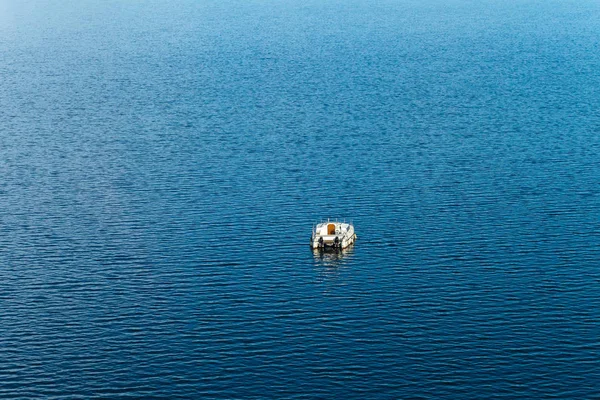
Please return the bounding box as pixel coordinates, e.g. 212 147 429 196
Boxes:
2 0 600 398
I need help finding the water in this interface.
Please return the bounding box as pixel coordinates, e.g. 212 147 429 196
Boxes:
2 0 600 398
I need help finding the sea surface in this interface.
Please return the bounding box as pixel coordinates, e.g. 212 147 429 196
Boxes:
1 0 600 398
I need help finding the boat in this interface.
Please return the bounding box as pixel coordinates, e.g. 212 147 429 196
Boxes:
311 220 357 249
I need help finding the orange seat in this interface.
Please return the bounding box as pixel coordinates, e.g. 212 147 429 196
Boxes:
327 224 336 235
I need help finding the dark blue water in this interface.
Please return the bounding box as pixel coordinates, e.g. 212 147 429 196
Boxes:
2 0 600 398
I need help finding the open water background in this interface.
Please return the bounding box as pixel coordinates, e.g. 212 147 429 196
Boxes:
2 0 600 398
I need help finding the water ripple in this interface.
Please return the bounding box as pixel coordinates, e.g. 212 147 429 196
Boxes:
2 0 600 398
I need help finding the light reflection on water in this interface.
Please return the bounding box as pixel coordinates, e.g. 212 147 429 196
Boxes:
312 247 355 283
313 246 354 266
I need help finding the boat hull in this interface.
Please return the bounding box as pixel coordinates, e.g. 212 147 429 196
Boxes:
311 221 356 249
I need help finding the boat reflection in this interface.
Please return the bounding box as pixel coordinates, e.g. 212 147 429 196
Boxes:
312 246 354 267
313 247 355 283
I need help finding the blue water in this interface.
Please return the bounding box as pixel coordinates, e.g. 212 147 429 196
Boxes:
2 0 600 398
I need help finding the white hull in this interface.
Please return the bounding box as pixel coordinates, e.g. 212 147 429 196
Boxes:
311 221 356 249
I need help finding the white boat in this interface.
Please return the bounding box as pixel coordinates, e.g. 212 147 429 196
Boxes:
311 220 357 249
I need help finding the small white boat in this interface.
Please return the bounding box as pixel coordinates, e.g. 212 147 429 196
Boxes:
311 220 357 249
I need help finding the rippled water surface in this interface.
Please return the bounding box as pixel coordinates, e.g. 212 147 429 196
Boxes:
2 0 600 398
